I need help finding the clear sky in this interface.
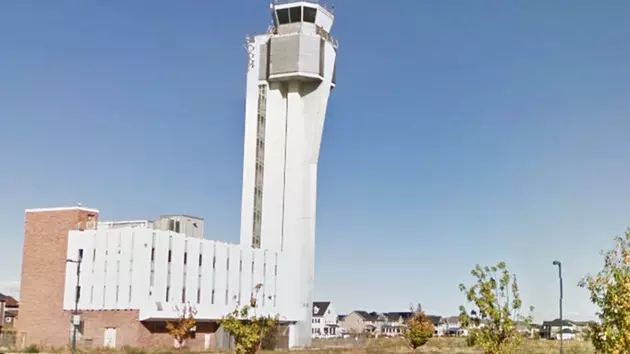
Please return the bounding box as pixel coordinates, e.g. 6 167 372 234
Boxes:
2 0 630 322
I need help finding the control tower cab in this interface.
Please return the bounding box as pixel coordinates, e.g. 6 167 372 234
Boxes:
259 1 337 85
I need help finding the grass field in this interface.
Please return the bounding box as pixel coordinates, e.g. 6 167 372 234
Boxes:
265 337 596 353
0 337 596 354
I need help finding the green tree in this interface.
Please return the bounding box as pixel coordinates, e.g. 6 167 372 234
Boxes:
579 229 630 354
402 303 434 352
458 261 533 354
218 284 279 354
166 303 197 349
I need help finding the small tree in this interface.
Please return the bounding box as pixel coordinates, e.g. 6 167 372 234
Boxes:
458 261 533 354
219 284 279 354
579 229 630 353
402 303 434 352
166 302 197 349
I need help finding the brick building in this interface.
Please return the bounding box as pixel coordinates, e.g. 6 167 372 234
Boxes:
17 206 221 349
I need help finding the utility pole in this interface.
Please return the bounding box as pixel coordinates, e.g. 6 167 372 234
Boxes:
552 260 563 354
67 254 82 354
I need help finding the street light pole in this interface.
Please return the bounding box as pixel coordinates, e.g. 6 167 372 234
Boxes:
67 255 82 354
552 260 563 354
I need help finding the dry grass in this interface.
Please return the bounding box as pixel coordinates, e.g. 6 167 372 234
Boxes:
1 337 595 354
263 337 595 354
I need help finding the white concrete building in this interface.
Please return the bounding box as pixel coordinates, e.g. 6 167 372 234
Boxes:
238 0 337 347
59 0 337 349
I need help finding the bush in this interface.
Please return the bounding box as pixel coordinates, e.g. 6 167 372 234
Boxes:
23 344 39 353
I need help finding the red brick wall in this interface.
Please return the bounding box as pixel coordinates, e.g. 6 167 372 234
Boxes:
18 208 99 348
79 311 216 349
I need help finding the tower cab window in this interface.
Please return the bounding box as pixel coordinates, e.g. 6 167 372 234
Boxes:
275 6 317 25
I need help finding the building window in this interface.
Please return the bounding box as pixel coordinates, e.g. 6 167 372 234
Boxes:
168 250 172 263
151 248 155 261
166 287 170 302
182 288 186 303
199 254 203 266
184 252 188 265
251 84 267 248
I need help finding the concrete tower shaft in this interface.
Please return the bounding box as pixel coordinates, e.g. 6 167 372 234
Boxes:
238 0 338 348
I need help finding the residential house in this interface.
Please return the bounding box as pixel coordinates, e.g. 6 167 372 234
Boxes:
540 319 576 339
0 293 18 331
380 312 413 336
339 311 381 334
428 316 446 336
442 316 466 336
311 302 340 338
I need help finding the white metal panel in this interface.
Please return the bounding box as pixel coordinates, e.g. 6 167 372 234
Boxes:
169 233 185 304
91 231 107 310
240 248 254 306
200 241 215 306
213 243 228 310
227 245 241 308
153 231 169 303
63 232 78 310
77 231 95 310
104 231 118 309
117 230 133 309
185 238 200 305
261 250 274 311
130 229 151 308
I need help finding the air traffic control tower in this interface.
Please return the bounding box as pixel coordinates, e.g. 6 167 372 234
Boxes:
238 0 338 347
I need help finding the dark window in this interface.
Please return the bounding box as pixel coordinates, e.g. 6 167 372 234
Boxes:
78 249 84 261
151 248 155 261
197 289 201 304
276 8 289 24
168 250 172 262
182 288 186 303
211 290 215 304
168 219 175 231
212 256 216 269
184 252 187 265
303 6 316 23
239 260 242 271
175 221 181 233
199 254 203 266
75 286 81 302
289 6 301 22
166 287 170 301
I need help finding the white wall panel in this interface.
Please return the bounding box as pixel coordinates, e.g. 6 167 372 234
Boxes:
185 238 200 305
227 245 241 308
103 231 118 309
117 230 133 309
130 229 151 307
65 228 302 322
169 233 185 303
153 232 169 304
77 231 95 310
92 231 107 310
240 248 254 306
200 242 215 306
213 243 228 311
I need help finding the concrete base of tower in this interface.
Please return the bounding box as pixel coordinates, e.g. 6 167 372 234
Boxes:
288 321 313 348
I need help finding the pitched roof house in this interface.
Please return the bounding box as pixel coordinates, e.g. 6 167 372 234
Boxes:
0 293 19 330
311 302 340 337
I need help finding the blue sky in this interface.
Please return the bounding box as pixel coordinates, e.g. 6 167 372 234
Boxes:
2 0 630 322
